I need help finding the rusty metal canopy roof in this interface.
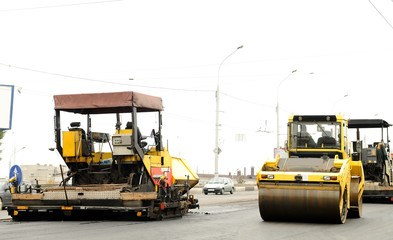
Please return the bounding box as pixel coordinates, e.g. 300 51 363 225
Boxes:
54 91 163 114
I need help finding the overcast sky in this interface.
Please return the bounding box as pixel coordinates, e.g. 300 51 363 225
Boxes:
1 0 393 178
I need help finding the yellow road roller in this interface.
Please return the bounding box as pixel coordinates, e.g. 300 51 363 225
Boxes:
257 115 364 223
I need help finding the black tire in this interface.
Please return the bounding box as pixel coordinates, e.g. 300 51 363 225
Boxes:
9 209 21 221
220 189 223 195
230 188 234 194
204 192 208 195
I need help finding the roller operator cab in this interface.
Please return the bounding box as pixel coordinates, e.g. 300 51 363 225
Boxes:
8 91 199 220
257 115 364 224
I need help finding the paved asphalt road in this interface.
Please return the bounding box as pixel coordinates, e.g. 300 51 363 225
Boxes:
1 191 393 240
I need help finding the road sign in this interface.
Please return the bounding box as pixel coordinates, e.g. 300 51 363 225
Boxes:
213 147 222 154
9 165 22 186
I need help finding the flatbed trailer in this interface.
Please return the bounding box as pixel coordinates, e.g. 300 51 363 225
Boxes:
363 182 393 202
8 91 199 220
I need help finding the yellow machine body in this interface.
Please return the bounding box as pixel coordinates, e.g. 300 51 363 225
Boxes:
62 129 199 191
62 131 83 157
257 115 364 223
143 148 199 189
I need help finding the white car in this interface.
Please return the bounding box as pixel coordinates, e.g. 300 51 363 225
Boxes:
0 180 11 209
203 177 235 195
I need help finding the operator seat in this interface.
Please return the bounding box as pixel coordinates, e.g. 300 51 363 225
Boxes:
297 131 313 148
68 122 92 156
317 131 336 148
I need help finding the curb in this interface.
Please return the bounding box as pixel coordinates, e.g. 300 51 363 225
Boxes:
0 210 11 220
191 186 257 194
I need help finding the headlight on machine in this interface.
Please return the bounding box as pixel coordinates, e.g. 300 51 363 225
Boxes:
323 176 337 181
261 174 274 179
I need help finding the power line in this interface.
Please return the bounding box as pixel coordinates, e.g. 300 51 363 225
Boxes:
368 0 393 30
136 49 392 73
0 62 282 102
165 112 262 133
0 0 122 12
220 92 274 108
0 62 214 92
135 73 275 81
165 112 214 125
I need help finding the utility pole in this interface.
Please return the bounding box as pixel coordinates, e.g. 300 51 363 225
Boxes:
276 69 297 150
215 45 243 177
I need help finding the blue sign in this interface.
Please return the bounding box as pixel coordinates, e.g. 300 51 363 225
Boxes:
9 165 22 186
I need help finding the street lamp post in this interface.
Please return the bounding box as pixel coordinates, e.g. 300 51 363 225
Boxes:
276 69 297 150
9 146 26 170
215 45 243 178
331 94 349 113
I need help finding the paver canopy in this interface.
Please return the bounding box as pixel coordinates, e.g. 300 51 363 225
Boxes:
54 91 163 114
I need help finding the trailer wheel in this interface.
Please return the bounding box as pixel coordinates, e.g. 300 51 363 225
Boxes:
9 210 21 221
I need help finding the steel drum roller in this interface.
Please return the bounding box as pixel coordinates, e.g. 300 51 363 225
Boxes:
259 186 344 222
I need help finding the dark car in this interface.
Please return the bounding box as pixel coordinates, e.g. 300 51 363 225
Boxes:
0 179 11 210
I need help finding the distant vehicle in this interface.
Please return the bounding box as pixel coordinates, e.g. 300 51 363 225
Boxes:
203 177 234 195
0 179 11 210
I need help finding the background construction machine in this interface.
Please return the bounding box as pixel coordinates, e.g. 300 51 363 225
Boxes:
348 119 393 201
8 91 199 220
257 115 364 223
